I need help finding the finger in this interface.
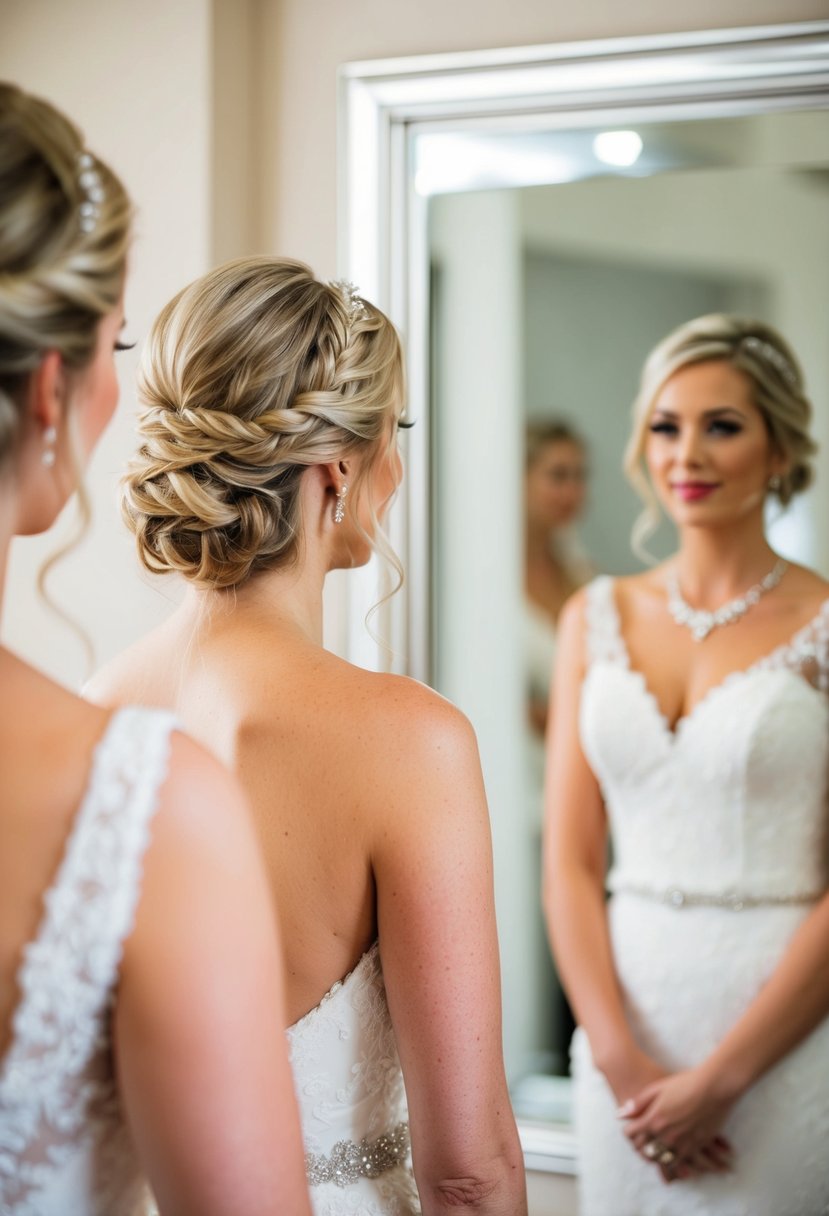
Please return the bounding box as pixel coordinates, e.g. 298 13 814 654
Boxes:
699 1142 734 1173
617 1088 657 1122
623 1111 660 1139
685 1148 718 1176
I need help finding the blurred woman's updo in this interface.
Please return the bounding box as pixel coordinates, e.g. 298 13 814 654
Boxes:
0 82 131 471
123 257 404 589
624 314 817 558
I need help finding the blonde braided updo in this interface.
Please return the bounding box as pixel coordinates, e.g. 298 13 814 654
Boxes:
123 257 404 588
0 82 131 471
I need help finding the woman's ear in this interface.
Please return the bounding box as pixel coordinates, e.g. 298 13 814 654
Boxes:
27 350 66 433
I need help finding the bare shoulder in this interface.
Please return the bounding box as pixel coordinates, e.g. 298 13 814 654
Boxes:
781 562 829 611
85 631 167 709
351 667 476 756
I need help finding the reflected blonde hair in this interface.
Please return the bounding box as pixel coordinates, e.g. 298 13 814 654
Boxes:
525 418 586 469
123 257 405 589
0 82 131 470
624 314 816 560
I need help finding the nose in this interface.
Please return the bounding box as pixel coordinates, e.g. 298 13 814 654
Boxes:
676 424 704 467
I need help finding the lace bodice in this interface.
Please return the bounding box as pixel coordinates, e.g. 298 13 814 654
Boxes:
286 943 419 1215
582 576 829 902
0 708 176 1216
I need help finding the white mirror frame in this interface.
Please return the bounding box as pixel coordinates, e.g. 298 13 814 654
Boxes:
337 21 829 1172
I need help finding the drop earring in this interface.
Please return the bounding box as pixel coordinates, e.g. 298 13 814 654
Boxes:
768 475 781 493
334 483 349 524
42 425 57 468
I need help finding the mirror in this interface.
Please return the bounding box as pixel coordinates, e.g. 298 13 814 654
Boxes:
339 22 829 1169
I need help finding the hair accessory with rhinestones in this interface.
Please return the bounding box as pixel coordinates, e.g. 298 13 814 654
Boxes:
77 151 105 234
740 335 797 386
329 279 368 324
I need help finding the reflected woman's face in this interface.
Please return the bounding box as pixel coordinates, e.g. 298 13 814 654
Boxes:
525 440 587 531
645 359 782 529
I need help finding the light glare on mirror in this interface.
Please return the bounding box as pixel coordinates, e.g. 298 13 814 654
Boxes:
592 129 643 167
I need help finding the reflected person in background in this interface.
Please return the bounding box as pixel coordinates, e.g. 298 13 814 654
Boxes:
543 315 829 1215
523 421 592 1077
89 258 527 1216
0 84 310 1215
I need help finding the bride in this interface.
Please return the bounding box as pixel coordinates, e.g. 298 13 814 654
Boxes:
543 313 829 1215
89 257 527 1216
0 85 310 1215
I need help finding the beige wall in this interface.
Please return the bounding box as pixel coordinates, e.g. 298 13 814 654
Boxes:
259 0 829 277
1 0 213 685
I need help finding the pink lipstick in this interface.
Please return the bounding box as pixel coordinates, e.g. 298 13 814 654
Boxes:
672 482 719 502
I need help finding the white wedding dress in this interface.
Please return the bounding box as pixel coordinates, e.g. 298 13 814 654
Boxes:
572 576 829 1216
0 708 176 1216
287 943 420 1216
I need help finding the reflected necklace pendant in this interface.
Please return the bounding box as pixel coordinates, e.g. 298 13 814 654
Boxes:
667 558 788 642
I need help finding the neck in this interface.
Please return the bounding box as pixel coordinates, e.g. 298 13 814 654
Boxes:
185 545 328 646
525 521 561 567
0 485 13 638
674 512 777 604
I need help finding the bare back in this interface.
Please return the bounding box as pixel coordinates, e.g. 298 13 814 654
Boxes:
90 603 408 1023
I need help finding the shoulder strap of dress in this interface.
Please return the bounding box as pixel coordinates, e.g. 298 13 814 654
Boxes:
0 708 178 1203
583 576 627 668
14 707 177 1056
763 597 829 695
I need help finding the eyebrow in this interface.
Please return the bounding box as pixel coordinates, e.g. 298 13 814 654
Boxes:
651 406 747 420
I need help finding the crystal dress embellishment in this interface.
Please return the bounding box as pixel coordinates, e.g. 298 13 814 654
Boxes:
305 1120 410 1188
609 879 825 911
667 558 788 642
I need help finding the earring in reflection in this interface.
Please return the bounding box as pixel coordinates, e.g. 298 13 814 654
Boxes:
768 475 781 493
334 483 349 524
42 426 57 468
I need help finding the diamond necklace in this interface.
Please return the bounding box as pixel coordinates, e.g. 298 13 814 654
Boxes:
667 558 788 642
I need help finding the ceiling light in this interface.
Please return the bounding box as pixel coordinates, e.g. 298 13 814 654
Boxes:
592 130 643 168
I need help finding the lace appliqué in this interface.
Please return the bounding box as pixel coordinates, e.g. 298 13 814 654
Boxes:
287 944 419 1215
0 708 176 1216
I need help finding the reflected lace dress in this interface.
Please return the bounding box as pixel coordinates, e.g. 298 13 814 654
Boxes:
287 943 420 1215
572 576 829 1216
0 708 176 1216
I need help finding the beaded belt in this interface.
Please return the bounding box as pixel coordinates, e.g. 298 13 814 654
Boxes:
609 880 823 911
305 1121 410 1188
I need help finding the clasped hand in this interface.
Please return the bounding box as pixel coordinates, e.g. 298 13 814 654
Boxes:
618 1066 736 1181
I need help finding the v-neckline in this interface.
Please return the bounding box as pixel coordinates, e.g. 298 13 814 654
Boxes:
605 581 829 739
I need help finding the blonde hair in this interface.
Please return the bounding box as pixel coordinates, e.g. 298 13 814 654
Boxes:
123 257 405 589
624 314 817 560
525 418 586 469
0 81 131 471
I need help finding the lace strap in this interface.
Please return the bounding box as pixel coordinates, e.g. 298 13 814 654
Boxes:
760 597 829 695
8 708 177 1072
583 576 627 668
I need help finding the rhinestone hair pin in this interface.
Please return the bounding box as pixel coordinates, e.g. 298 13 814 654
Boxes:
740 335 797 386
329 278 368 324
77 152 105 234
